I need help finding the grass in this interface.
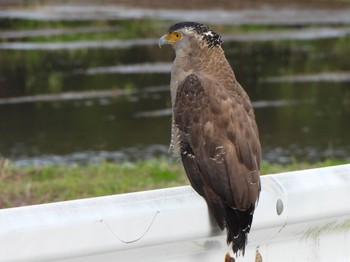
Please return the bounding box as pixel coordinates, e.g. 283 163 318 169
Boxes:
0 158 348 209
0 159 187 208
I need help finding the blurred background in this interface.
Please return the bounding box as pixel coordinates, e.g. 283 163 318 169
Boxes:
1 0 350 166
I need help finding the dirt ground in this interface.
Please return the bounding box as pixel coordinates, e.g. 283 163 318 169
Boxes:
1 0 349 9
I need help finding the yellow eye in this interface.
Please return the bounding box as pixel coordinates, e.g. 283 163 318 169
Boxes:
173 32 182 40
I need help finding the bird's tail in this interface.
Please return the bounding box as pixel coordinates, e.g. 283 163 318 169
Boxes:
225 206 254 256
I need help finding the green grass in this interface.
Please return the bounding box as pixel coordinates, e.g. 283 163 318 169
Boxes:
0 158 348 209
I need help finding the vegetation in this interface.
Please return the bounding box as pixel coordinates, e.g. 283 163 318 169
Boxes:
0 6 349 210
0 158 348 209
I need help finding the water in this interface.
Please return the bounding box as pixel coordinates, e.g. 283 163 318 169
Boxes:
0 7 349 166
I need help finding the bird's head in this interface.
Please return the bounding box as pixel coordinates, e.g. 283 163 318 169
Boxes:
159 22 223 55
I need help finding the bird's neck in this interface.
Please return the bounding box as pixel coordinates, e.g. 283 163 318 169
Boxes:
170 47 236 102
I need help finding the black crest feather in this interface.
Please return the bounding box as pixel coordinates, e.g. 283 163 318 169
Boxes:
168 21 223 48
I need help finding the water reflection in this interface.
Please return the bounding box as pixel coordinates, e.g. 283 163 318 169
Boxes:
0 20 349 165
263 72 350 83
1 6 350 25
13 145 170 167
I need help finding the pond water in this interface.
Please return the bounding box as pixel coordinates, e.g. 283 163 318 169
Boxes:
0 10 350 166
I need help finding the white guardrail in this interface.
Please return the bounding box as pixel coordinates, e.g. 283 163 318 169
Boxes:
0 164 349 262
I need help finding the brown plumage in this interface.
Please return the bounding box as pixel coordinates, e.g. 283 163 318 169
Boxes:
159 22 261 256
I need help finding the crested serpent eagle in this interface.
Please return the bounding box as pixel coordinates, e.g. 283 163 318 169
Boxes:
159 22 261 256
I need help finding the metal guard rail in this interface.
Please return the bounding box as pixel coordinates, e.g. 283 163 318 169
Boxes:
0 164 349 261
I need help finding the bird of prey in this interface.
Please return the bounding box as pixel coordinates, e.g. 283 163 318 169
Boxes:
159 22 261 255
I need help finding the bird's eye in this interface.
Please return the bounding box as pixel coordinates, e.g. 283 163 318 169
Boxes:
173 32 182 40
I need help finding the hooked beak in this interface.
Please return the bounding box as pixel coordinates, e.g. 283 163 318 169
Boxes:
158 34 170 48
